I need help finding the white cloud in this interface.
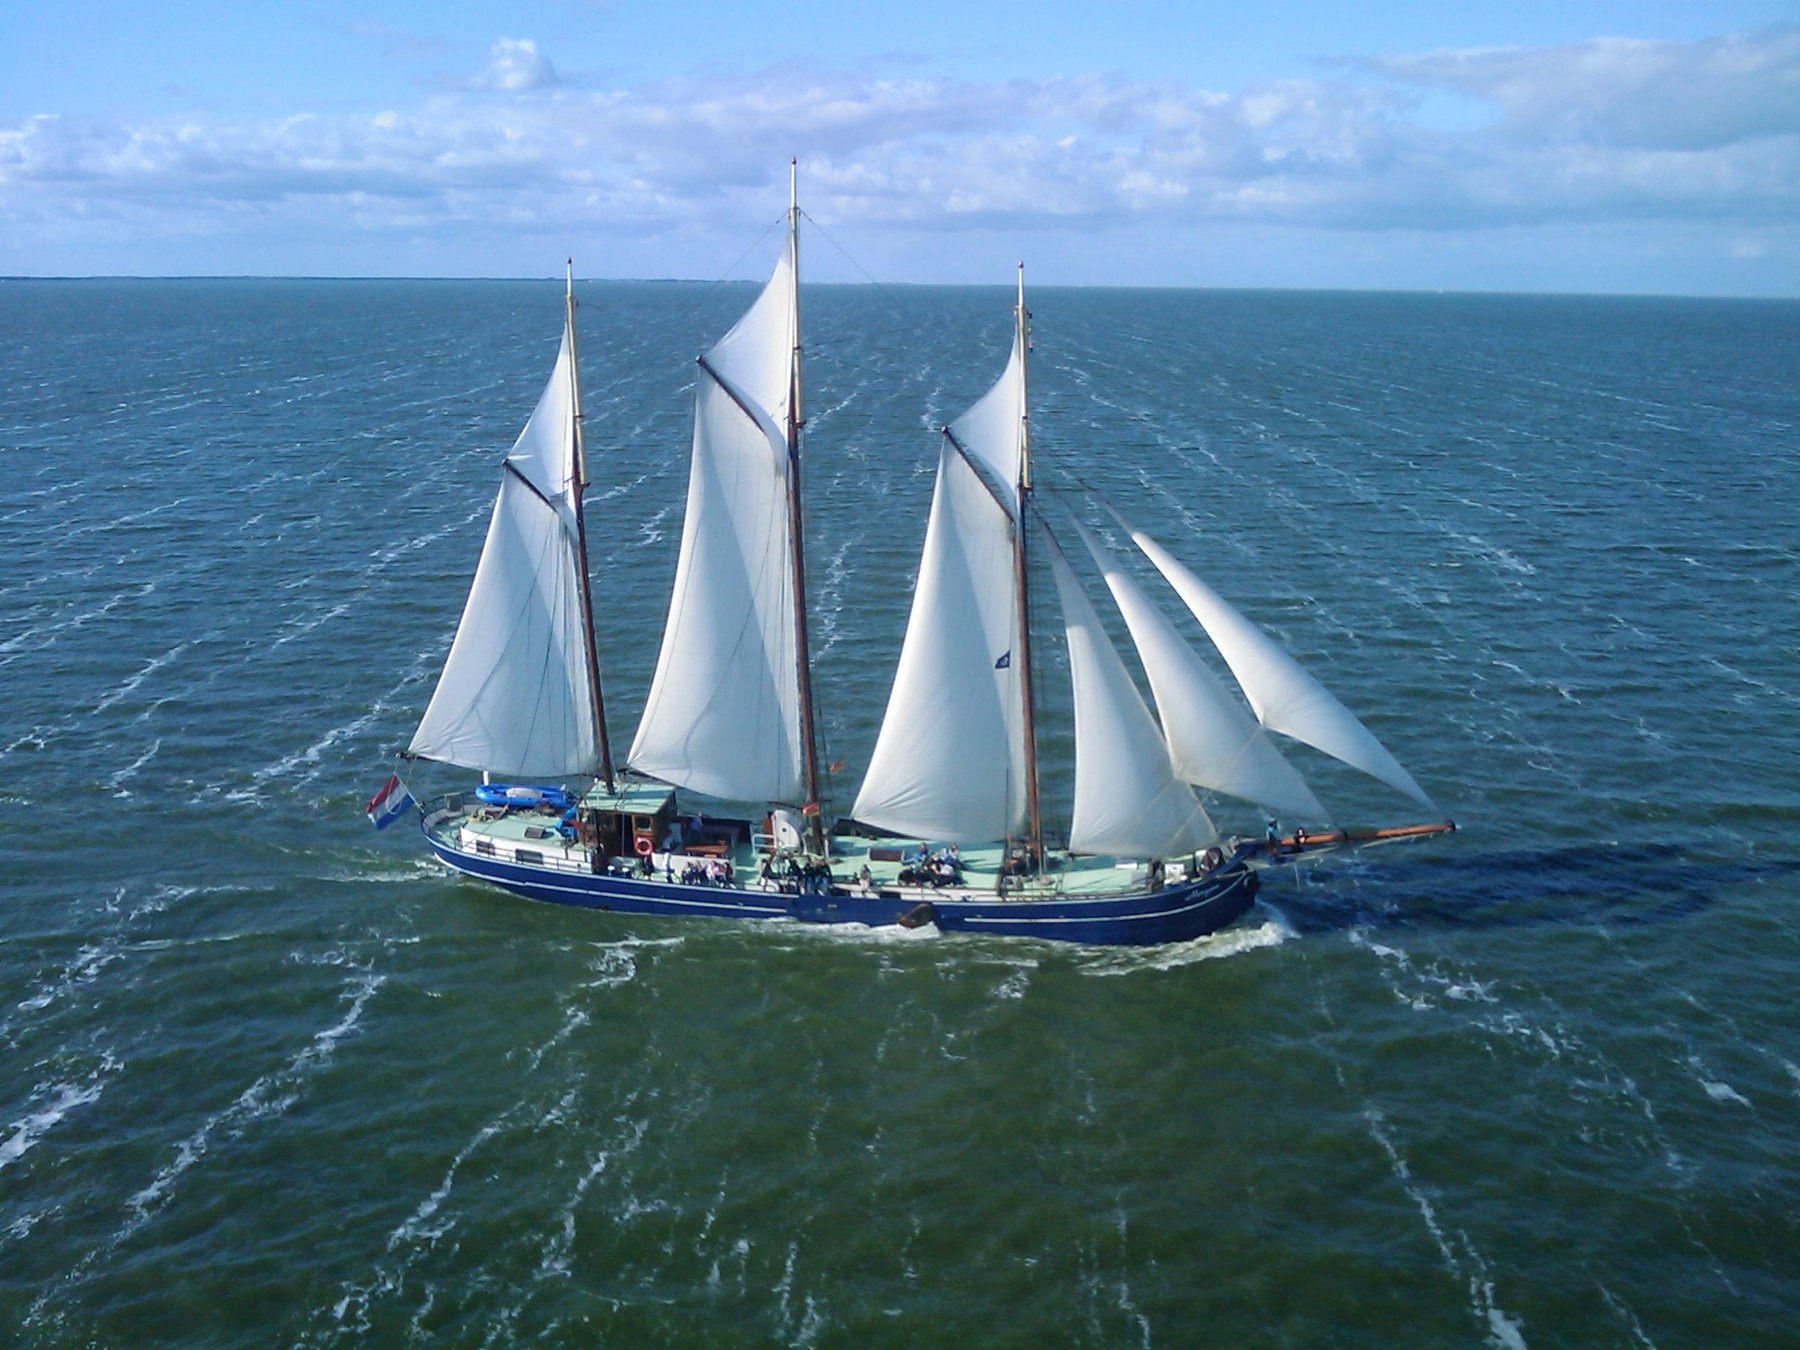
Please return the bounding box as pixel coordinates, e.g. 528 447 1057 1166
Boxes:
482 38 560 92
1361 26 1800 151
0 28 1794 283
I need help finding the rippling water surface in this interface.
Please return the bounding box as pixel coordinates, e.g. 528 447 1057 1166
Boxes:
2 277 1797 1346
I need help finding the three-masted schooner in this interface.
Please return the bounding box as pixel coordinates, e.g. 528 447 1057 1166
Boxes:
392 169 1451 946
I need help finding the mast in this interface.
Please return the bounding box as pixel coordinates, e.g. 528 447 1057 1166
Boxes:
1013 263 1044 867
565 260 616 791
783 160 826 853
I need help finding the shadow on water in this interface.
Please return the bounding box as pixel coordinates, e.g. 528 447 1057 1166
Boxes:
1259 843 1800 937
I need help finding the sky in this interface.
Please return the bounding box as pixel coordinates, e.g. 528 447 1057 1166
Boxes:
3 1 1798 294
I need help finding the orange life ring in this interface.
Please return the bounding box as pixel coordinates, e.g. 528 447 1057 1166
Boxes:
634 836 653 857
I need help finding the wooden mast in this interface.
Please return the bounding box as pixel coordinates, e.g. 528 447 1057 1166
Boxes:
565 260 616 791
1013 263 1044 868
782 160 826 854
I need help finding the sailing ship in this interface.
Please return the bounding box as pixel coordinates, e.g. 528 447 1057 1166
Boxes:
393 170 1452 946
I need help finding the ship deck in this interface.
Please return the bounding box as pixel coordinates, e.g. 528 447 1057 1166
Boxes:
427 795 1226 901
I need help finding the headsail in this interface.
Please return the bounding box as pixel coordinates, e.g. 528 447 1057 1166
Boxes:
1068 517 1326 821
628 229 809 804
409 319 602 779
1116 512 1440 816
1043 527 1217 859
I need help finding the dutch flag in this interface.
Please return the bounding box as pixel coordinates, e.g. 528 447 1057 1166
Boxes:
366 773 414 831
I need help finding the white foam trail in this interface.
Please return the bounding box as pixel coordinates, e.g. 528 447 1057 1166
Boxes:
1779 1058 1800 1094
0 580 157 665
1364 1106 1529 1349
24 960 376 1314
12 944 124 1023
534 1118 649 1282
1598 1283 1661 1349
1684 1056 1753 1108
1081 911 1294 977
0 1060 118 1175
107 738 161 796
267 601 352 651
388 1117 511 1253
91 639 191 715
125 971 384 1230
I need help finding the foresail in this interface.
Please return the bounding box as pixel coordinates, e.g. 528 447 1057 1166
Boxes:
409 324 599 778
1044 528 1217 859
1121 517 1441 816
1069 518 1326 822
627 247 807 804
852 445 1025 842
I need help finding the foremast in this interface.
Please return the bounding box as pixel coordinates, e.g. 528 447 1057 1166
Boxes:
566 261 616 790
783 160 827 854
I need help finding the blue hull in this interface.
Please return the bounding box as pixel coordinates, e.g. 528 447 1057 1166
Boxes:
424 835 1259 947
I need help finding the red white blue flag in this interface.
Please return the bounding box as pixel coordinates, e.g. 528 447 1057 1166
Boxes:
366 773 414 830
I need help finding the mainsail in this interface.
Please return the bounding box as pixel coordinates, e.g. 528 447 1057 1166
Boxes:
1117 513 1441 816
853 313 1032 842
851 443 1026 841
628 215 810 804
409 312 602 779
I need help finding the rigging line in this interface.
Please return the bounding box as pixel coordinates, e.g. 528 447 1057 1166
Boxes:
794 207 987 357
638 212 789 353
797 208 910 316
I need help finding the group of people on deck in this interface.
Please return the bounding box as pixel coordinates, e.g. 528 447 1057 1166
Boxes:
897 845 962 889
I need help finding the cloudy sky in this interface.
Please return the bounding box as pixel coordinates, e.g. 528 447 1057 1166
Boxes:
4 1 1797 293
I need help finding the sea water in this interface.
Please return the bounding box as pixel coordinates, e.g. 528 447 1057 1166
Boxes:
1 277 1797 1345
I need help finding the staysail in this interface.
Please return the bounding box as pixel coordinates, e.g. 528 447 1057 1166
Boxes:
409 318 602 779
1068 517 1326 821
628 227 809 804
1044 528 1217 858
1118 513 1440 816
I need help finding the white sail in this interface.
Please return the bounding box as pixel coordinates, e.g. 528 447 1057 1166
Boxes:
1121 518 1440 816
852 445 1026 841
947 327 1025 493
628 240 807 804
1044 529 1217 859
410 324 599 778
1069 518 1326 822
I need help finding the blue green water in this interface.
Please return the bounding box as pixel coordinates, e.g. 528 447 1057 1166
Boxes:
2 277 1797 1346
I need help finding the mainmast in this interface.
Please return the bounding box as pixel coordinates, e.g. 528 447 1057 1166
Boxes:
1013 263 1044 867
783 160 827 854
565 260 616 791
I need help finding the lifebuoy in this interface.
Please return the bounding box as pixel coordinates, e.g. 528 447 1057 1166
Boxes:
634 837 653 857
